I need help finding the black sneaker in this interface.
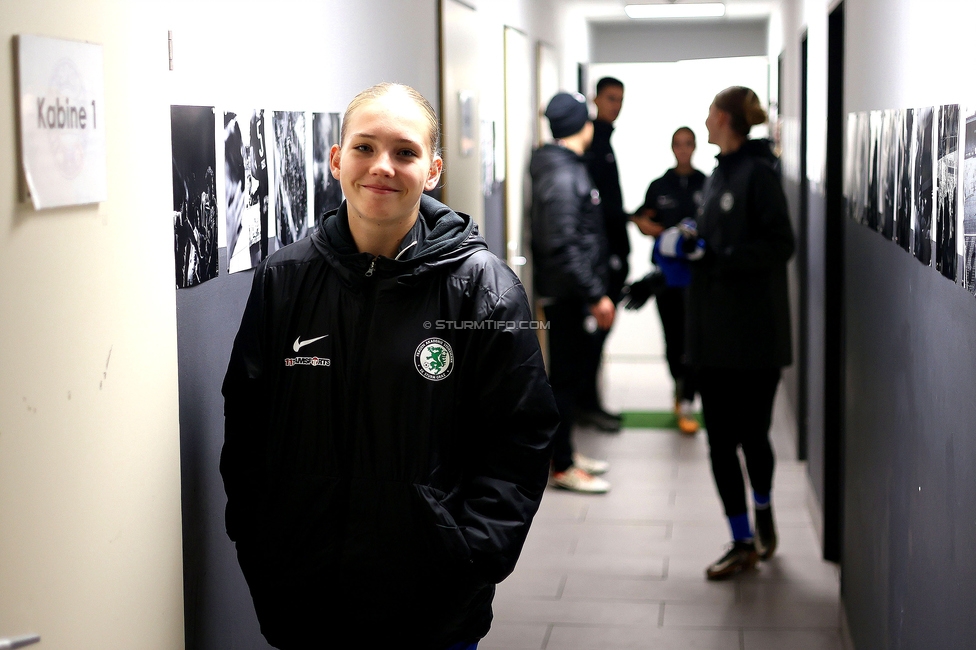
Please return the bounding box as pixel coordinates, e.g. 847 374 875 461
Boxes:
576 408 622 432
754 505 777 560
705 541 759 580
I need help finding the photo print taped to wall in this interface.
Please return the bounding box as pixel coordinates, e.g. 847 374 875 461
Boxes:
963 107 976 295
843 113 858 222
856 112 870 226
224 109 271 274
171 105 218 289
935 104 960 281
312 112 343 226
272 111 309 249
850 113 870 224
879 109 898 240
897 109 915 252
912 106 934 266
866 110 882 232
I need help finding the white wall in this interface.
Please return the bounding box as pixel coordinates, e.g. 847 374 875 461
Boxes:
463 0 560 145
0 1 440 647
0 2 184 647
845 0 976 112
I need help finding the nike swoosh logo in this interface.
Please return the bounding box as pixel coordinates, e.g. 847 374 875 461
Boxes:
293 335 329 352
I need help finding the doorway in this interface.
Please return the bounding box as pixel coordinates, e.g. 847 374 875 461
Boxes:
823 0 846 564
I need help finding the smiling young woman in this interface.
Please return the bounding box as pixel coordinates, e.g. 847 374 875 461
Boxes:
329 84 443 258
221 83 559 649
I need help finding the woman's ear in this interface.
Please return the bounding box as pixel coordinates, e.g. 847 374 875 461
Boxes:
425 155 443 191
329 143 342 180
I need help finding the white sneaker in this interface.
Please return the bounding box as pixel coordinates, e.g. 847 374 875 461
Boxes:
551 466 611 493
572 452 610 476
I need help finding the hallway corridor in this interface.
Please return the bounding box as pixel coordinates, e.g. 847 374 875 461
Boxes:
482 310 847 649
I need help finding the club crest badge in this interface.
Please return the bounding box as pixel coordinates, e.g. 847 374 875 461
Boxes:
720 192 735 212
414 338 454 381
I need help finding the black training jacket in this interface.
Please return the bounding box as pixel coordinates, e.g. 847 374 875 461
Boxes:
221 195 559 648
640 167 707 229
586 119 631 261
529 143 609 304
687 139 795 369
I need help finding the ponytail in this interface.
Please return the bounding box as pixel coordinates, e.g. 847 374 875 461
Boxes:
713 86 767 137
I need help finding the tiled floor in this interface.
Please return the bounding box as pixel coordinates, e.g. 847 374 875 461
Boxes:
480 306 848 650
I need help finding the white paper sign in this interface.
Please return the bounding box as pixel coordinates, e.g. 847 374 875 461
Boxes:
18 34 107 209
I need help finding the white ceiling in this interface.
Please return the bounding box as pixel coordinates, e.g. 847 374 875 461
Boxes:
562 0 778 24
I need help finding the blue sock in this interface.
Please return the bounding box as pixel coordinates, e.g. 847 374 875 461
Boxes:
754 492 770 508
728 513 753 541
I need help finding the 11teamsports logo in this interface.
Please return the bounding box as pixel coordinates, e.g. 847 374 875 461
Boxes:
284 333 330 367
414 337 454 381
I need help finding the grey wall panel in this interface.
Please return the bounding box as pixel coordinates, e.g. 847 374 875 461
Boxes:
843 224 976 649
590 20 768 63
806 188 827 510
177 254 272 650
782 176 803 448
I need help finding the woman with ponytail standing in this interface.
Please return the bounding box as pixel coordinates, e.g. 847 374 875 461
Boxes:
682 86 795 579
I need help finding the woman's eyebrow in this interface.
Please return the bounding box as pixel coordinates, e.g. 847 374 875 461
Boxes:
350 132 422 147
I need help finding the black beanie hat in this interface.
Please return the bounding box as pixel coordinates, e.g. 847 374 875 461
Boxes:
545 92 589 139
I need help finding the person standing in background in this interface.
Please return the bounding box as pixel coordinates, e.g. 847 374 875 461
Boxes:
679 86 794 580
632 127 707 435
581 76 628 433
530 91 615 494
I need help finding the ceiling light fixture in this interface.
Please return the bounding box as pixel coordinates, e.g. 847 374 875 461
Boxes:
625 2 727 19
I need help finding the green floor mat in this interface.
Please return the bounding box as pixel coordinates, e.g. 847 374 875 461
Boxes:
620 410 704 429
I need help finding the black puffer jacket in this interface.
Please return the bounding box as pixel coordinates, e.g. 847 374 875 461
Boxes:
529 143 609 303
687 139 795 369
221 195 559 648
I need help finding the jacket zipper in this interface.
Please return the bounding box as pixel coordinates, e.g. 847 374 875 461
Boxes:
350 257 379 467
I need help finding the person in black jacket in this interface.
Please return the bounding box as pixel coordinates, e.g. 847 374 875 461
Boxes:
681 86 795 580
220 83 559 649
530 91 615 494
632 126 707 435
579 76 628 432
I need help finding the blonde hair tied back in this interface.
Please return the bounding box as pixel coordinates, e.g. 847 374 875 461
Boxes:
714 86 767 137
340 82 441 157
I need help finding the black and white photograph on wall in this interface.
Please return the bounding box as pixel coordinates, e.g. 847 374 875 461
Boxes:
856 112 871 226
897 108 915 252
865 110 882 231
272 111 309 249
172 105 218 289
912 106 934 266
935 104 960 280
844 113 858 222
312 112 343 226
847 112 869 225
963 107 976 295
879 109 898 240
224 109 270 274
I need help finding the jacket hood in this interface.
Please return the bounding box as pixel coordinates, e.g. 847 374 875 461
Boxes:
717 138 778 168
312 194 486 279
530 143 582 177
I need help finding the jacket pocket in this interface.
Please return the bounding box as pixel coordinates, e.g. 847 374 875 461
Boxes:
414 483 472 565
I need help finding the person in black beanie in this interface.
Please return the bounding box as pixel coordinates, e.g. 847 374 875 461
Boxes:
530 92 614 494
581 77 628 432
